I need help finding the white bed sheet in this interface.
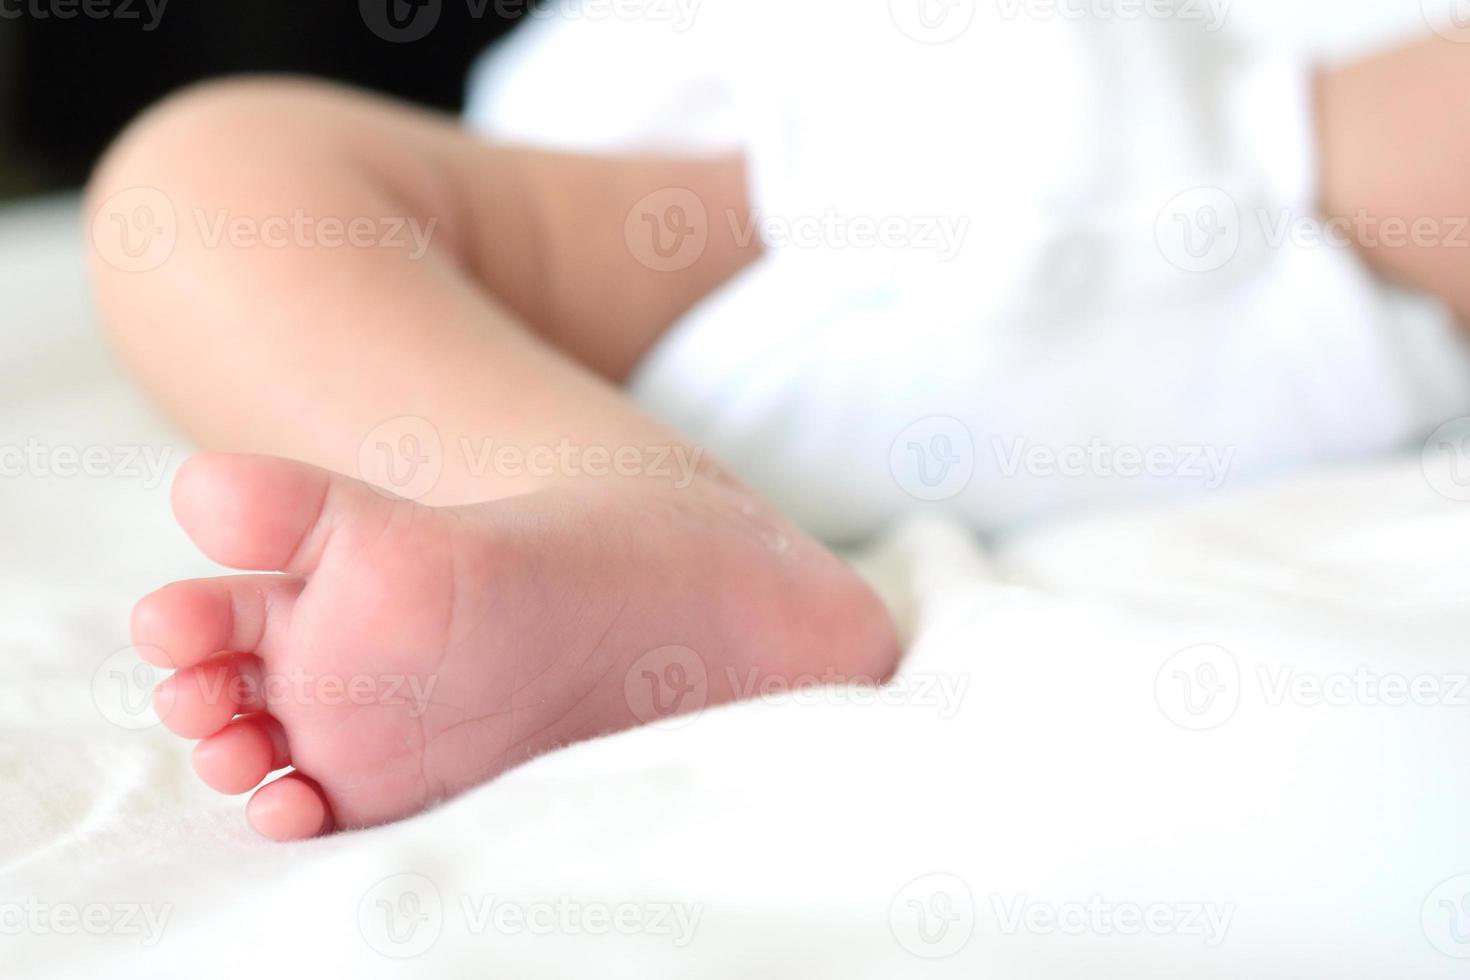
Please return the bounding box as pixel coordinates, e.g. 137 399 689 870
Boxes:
3 196 1470 977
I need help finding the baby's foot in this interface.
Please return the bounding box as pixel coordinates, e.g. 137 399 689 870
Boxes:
131 454 899 839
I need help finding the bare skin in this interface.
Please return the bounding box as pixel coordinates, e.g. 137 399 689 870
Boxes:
89 31 1470 839
1316 29 1470 326
89 78 899 838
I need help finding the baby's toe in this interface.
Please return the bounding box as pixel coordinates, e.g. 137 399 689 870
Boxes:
192 713 289 795
247 773 333 841
172 452 395 575
153 651 264 739
132 575 300 669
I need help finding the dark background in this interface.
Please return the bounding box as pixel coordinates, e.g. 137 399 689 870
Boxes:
0 0 527 201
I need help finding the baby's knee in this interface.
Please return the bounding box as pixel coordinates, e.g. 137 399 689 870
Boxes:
85 76 346 213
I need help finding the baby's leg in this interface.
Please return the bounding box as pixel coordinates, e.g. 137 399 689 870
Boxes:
1318 31 1470 328
89 79 899 839
90 78 757 504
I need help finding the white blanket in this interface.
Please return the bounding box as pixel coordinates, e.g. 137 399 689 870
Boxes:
4 196 1470 976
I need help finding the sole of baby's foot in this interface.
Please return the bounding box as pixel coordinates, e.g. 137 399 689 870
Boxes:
131 452 900 839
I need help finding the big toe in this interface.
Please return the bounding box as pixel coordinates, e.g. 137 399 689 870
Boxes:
171 452 395 574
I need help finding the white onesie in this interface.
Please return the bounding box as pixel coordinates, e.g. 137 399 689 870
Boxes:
465 0 1470 541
